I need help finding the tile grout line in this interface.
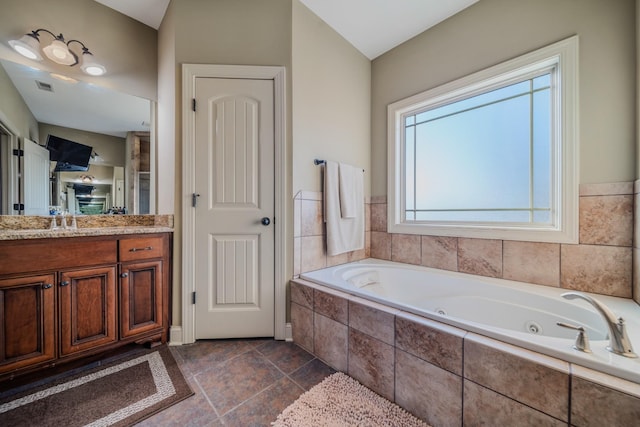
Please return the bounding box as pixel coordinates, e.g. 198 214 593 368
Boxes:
214 346 308 419
192 375 222 419
255 343 316 392
186 343 267 420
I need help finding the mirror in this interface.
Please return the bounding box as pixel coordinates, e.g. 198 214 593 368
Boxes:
0 58 153 215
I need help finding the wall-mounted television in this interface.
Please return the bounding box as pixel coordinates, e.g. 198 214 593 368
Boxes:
72 183 94 195
46 134 92 172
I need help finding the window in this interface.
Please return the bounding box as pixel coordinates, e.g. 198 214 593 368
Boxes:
387 36 579 243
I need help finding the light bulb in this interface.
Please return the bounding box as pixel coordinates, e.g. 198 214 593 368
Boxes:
15 45 39 59
43 39 76 65
8 34 42 61
80 51 106 76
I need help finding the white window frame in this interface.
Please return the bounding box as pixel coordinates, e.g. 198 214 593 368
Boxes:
387 36 579 243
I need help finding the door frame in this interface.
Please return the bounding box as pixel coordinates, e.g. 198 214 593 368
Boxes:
180 64 287 343
0 114 21 215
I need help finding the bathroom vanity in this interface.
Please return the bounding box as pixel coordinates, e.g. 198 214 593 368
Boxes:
0 227 172 382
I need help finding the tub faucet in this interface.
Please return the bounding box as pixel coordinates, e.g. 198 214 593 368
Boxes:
561 292 637 358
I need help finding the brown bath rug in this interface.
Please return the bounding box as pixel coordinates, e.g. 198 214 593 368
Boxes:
273 372 429 427
0 345 193 427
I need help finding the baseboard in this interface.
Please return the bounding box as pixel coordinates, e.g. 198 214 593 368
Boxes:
169 325 183 346
285 322 293 342
170 324 290 344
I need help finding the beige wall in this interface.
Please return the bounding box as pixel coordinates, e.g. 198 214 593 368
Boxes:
0 61 38 140
157 0 180 325
371 0 637 196
158 0 294 326
292 1 371 196
157 2 176 216
637 0 640 180
0 0 157 101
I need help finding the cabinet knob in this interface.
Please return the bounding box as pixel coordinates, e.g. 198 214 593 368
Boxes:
120 272 129 278
60 281 70 287
42 283 52 289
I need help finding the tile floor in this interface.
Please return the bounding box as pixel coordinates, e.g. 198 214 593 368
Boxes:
137 339 335 426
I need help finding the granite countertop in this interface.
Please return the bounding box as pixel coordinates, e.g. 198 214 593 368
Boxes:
0 214 174 241
0 226 174 241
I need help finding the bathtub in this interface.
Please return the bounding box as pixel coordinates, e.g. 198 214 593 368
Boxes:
300 258 640 384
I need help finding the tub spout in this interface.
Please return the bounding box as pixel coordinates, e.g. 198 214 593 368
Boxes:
561 292 637 358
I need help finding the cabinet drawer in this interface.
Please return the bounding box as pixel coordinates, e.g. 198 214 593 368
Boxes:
119 236 165 262
0 238 117 275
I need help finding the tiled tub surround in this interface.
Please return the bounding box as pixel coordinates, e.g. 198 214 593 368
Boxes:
369 182 635 299
293 191 371 276
301 259 640 380
290 279 640 426
294 183 635 300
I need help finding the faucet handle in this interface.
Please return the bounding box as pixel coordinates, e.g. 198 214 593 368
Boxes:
557 322 592 353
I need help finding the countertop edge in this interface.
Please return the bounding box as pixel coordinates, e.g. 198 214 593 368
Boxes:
0 226 174 241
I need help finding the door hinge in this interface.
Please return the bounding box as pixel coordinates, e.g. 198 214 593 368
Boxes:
192 98 196 112
12 149 24 157
192 291 196 304
13 203 24 210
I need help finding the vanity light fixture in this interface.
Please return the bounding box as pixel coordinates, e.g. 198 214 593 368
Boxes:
8 29 106 76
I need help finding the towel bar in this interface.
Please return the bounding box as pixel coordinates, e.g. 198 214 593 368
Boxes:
314 159 364 172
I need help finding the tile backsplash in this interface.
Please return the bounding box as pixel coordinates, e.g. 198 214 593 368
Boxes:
293 191 370 276
294 182 637 300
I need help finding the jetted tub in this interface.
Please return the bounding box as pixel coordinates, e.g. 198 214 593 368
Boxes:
300 258 640 384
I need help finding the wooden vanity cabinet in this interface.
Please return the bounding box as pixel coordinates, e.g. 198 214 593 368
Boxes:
58 266 118 356
0 232 171 381
0 274 56 375
118 235 168 340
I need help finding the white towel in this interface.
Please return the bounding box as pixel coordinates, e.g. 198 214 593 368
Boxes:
324 160 364 256
339 163 358 218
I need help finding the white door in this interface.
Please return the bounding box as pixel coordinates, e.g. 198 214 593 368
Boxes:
115 179 125 207
194 77 275 339
23 138 50 215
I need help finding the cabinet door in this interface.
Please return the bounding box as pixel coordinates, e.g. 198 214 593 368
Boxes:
59 266 117 356
0 274 56 374
120 260 163 338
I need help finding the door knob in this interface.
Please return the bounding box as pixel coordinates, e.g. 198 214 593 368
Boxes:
261 217 271 226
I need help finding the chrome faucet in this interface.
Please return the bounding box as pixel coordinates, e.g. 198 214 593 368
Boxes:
562 292 637 358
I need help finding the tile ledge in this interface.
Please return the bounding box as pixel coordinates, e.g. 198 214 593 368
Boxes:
396 310 468 339
580 182 633 196
465 332 571 374
571 364 640 397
